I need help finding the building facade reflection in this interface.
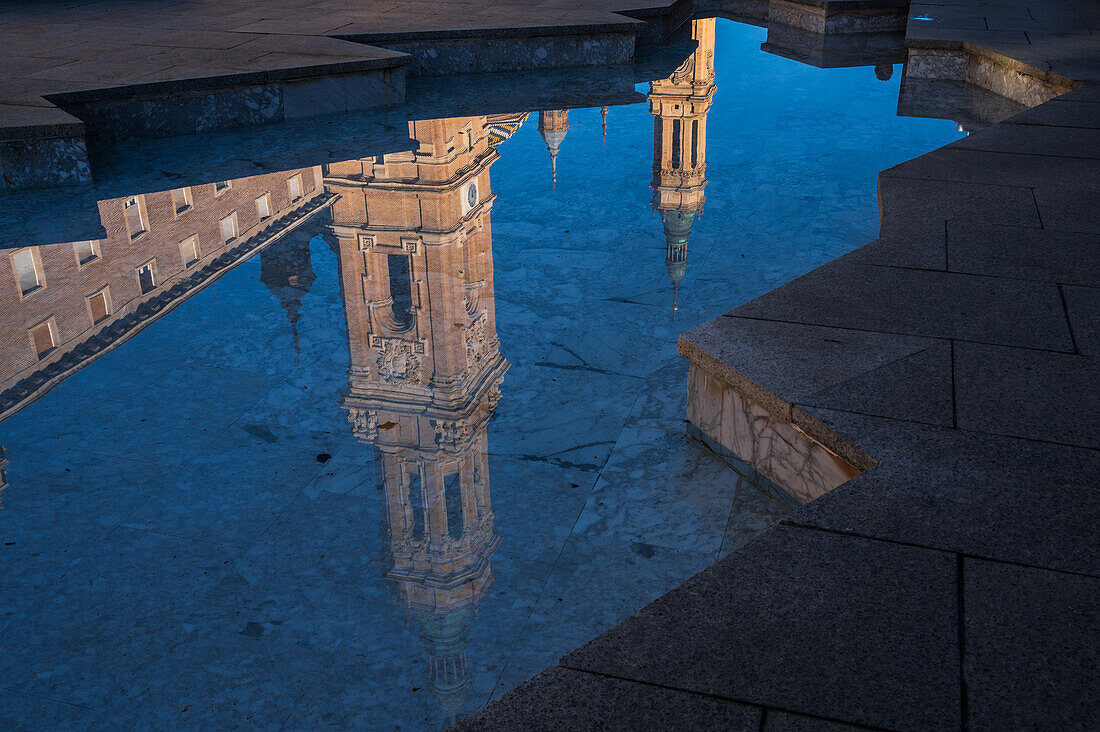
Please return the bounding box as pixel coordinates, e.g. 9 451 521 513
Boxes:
648 17 716 307
0 167 326 417
329 114 518 724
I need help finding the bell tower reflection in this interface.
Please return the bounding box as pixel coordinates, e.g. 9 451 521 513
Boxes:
537 109 570 185
328 114 513 724
648 17 716 308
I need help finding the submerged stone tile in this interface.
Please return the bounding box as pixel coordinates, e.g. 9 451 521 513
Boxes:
573 424 749 555
0 526 233 710
718 475 790 558
792 408 1100 575
560 525 960 731
88 629 314 728
954 341 1099 448
457 667 762 731
490 532 713 702
964 559 1100 729
0 689 94 731
487 363 641 470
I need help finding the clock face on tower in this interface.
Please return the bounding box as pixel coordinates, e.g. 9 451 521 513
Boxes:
466 181 478 209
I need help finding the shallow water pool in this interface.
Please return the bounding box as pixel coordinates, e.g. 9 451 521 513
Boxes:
0 18 963 729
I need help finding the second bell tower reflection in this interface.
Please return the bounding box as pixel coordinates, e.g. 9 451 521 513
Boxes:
649 17 716 309
328 114 514 724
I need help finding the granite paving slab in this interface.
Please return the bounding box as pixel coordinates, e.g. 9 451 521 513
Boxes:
455 667 763 731
678 314 942 410
801 341 954 426
1032 183 1100 235
883 146 1100 190
559 524 961 731
789 408 1100 576
963 559 1100 730
945 221 1100 286
729 256 1073 352
953 341 1099 448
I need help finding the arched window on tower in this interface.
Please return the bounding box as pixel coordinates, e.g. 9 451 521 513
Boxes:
387 253 414 328
691 119 699 168
407 470 425 538
671 120 681 169
444 472 464 539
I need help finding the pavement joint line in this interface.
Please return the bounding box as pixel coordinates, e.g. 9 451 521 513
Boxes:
856 261 1094 288
551 664 900 731
778 521 1100 579
956 553 969 732
950 339 958 428
791 400 1100 452
1030 187 1045 228
1057 283 1082 354
718 314 1080 357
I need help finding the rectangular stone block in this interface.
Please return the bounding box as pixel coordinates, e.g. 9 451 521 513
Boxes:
561 525 961 731
964 559 1100 730
685 362 862 504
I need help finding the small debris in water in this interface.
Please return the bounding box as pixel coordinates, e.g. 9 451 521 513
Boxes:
316 453 331 463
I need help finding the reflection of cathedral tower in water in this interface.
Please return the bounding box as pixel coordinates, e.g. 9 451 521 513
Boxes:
259 231 317 356
648 18 716 308
537 109 569 184
327 114 515 725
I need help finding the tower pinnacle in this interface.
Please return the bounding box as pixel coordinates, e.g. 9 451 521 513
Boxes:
537 109 570 186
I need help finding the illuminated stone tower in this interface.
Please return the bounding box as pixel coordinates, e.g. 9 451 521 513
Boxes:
328 114 514 725
537 109 570 185
648 18 716 307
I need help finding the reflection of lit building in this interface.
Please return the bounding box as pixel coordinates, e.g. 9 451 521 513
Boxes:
648 18 716 308
537 109 570 184
329 114 517 725
0 168 326 417
259 230 317 357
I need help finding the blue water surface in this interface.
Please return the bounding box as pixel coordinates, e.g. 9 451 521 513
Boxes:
0 19 960 730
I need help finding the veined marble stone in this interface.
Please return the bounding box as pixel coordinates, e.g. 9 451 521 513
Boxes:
686 363 862 503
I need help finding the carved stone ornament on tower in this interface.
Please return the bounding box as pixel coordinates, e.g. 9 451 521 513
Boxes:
431 419 469 449
464 314 491 371
670 54 695 85
375 337 426 384
347 407 379 440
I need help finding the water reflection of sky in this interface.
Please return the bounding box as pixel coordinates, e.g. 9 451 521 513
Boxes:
0 19 961 730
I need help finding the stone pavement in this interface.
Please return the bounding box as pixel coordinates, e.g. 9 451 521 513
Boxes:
459 0 1100 730
0 0 687 189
